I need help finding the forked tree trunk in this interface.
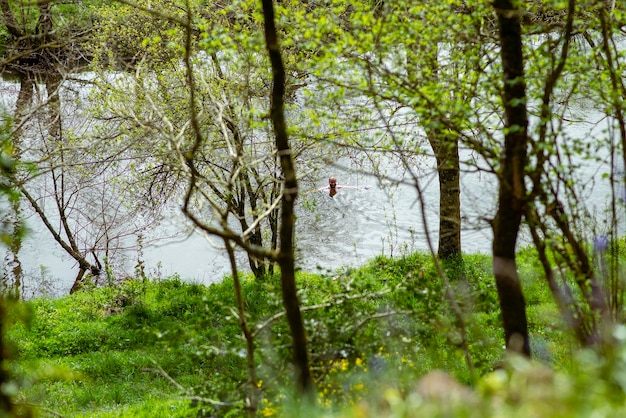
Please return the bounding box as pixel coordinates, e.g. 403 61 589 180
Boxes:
492 0 531 356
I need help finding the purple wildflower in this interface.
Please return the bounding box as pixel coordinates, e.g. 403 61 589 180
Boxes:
593 235 609 252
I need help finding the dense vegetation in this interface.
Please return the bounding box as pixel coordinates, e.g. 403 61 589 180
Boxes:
6 251 625 417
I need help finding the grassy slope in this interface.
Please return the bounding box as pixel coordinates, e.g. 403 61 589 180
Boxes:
6 252 574 417
9 278 220 417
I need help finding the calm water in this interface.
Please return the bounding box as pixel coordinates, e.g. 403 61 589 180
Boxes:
12 154 498 296
0 76 618 297
9 148 616 297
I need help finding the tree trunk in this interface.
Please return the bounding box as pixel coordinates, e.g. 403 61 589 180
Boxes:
36 1 53 38
414 39 462 261
225 240 259 417
428 130 461 259
261 0 314 395
492 0 531 356
70 266 88 294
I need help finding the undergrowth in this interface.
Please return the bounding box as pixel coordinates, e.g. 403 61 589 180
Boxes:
6 251 623 417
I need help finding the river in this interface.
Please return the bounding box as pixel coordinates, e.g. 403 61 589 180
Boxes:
0 76 619 298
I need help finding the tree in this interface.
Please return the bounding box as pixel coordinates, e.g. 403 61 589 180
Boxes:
1 1 162 294
0 0 92 74
89 0 328 280
261 0 314 394
12 74 162 293
491 0 531 356
88 0 315 399
291 1 505 261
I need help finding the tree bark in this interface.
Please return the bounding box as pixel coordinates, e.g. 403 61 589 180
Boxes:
413 40 462 261
428 130 461 259
261 0 314 395
492 0 531 356
70 266 88 294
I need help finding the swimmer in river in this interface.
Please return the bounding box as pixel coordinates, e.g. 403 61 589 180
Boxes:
319 176 369 197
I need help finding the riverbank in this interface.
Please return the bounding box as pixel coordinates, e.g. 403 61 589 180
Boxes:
7 251 626 417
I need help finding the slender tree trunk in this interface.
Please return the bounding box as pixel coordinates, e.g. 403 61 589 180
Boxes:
261 0 314 395
413 41 462 260
225 239 259 417
70 267 88 294
492 0 531 356
18 184 99 294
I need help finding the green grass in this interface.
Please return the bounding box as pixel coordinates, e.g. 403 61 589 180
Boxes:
6 251 621 417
